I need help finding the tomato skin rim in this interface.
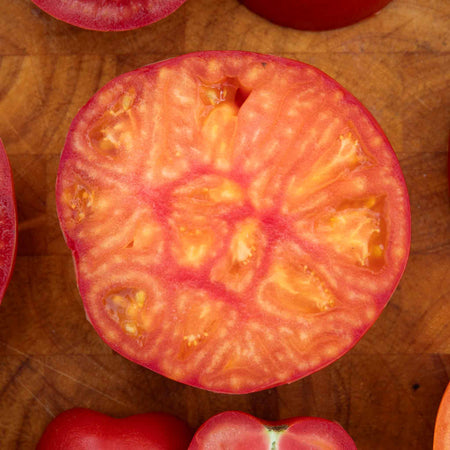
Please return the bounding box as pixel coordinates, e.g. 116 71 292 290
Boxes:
30 0 187 32
56 50 411 394
240 0 393 31
0 138 17 304
188 411 357 449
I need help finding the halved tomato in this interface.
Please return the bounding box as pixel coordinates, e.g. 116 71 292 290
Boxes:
240 0 393 31
0 138 17 304
37 408 193 449
30 0 187 31
56 51 410 394
189 411 357 449
434 383 450 450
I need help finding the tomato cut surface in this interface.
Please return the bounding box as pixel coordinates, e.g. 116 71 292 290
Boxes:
56 51 410 393
37 408 193 450
31 0 187 31
0 139 17 304
188 411 357 449
240 0 393 30
434 383 450 450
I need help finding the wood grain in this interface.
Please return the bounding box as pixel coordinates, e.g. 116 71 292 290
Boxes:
0 0 449 448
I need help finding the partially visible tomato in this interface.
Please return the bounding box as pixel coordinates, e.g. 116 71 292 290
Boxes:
434 383 450 450
36 408 193 450
0 138 17 304
56 51 410 394
240 0 393 30
189 411 357 449
30 0 187 31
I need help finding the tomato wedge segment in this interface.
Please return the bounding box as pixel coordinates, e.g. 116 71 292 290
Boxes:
31 0 187 31
56 51 410 393
0 139 17 304
188 411 357 449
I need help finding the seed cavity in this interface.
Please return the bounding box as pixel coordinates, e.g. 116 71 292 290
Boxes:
284 132 371 212
183 332 209 347
210 219 264 293
200 77 250 112
315 196 386 269
172 223 216 268
111 87 137 115
67 184 94 222
104 288 147 338
88 89 137 157
260 251 336 316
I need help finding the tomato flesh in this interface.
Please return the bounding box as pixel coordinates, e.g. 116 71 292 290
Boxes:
37 408 193 450
31 0 187 31
188 411 357 449
0 139 17 304
240 0 393 30
56 51 410 393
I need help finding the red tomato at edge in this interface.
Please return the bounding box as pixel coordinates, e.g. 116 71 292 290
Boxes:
188 411 357 450
56 51 410 394
36 408 193 450
30 0 187 31
240 0 393 31
434 383 450 450
0 138 17 304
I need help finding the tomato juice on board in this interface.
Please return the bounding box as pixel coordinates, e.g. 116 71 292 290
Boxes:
56 51 410 394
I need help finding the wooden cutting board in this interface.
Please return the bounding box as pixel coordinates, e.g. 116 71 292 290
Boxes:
0 0 449 448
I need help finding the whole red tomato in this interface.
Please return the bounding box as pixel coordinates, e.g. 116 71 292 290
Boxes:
434 383 450 450
36 408 193 450
189 411 357 449
56 51 410 394
30 0 187 31
0 138 17 304
241 0 393 30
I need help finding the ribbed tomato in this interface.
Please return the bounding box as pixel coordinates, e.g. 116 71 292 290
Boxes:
434 383 450 450
188 411 357 449
30 0 187 31
56 51 410 393
37 408 193 450
241 0 393 30
0 138 17 304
